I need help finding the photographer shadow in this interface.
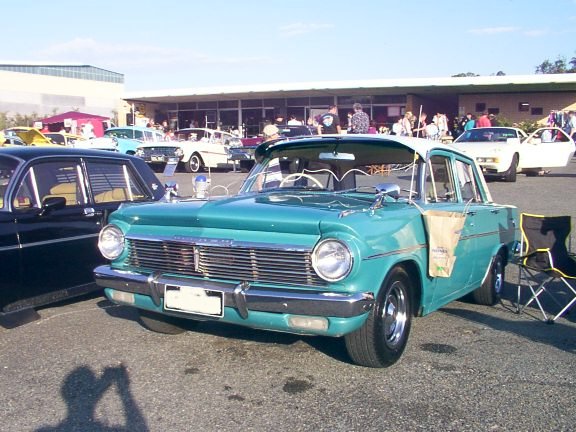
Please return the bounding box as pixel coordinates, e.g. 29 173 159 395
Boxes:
36 364 149 432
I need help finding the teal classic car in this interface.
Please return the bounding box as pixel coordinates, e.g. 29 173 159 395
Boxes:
94 135 518 367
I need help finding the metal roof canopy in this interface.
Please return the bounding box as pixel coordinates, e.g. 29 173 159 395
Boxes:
124 74 576 104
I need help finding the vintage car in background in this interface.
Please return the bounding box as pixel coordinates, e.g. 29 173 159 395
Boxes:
0 147 166 328
95 134 518 368
104 126 165 155
231 124 315 171
4 127 60 147
135 127 243 173
1 133 26 147
44 132 118 151
451 126 575 181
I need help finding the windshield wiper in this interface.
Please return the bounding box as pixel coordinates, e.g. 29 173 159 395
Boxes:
333 186 376 194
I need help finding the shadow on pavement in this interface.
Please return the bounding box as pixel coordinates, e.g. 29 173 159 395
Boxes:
97 300 353 365
441 304 575 354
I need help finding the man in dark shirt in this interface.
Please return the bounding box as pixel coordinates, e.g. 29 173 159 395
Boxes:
349 103 370 133
317 105 341 135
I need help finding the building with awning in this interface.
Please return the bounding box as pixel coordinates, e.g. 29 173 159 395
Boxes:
122 73 576 136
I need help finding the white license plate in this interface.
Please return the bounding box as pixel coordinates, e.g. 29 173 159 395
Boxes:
164 285 223 317
151 155 164 162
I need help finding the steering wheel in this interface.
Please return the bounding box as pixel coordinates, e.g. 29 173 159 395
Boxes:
279 173 323 189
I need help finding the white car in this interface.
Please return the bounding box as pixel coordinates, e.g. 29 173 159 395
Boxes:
135 128 243 173
451 127 575 181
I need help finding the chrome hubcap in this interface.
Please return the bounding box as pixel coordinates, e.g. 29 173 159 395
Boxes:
494 261 503 295
382 281 407 348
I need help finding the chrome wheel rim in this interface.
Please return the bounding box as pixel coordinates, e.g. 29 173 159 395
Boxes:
494 259 503 295
382 281 407 348
190 156 200 172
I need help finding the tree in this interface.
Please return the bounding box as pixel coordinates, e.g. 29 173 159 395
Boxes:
535 56 576 74
451 72 480 77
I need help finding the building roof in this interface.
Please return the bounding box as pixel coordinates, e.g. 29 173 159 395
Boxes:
124 74 576 104
0 63 124 84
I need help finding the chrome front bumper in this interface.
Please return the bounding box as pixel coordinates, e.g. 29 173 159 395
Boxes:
94 265 374 319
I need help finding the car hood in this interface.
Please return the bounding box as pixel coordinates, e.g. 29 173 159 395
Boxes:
112 192 387 236
12 129 59 146
451 141 513 155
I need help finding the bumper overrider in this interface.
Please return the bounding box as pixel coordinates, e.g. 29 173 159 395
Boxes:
94 265 374 321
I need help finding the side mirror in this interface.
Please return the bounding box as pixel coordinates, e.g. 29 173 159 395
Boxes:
40 196 66 215
375 183 401 200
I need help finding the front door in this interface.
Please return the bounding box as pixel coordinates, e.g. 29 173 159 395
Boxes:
424 153 477 306
14 159 104 306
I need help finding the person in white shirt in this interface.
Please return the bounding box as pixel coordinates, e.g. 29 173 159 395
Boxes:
287 115 302 125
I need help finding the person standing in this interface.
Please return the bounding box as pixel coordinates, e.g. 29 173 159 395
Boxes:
317 105 341 135
287 115 302 125
412 112 428 138
401 111 413 136
349 103 370 134
392 117 403 135
476 111 491 128
433 112 449 137
567 111 576 139
464 114 476 131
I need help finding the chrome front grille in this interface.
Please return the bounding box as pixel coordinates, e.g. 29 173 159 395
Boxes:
142 147 178 157
125 238 325 287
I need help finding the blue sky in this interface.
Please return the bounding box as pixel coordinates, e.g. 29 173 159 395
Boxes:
4 0 576 92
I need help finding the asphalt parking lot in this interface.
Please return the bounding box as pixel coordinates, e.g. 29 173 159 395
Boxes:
1 158 575 431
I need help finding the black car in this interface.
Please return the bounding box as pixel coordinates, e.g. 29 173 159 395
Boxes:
0 147 165 327
232 125 315 171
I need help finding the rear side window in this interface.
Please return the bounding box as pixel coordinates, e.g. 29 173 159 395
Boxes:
30 160 86 207
86 161 147 203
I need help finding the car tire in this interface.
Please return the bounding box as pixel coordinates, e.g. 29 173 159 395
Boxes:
472 252 504 306
344 266 412 368
503 154 518 182
184 153 204 173
137 309 193 335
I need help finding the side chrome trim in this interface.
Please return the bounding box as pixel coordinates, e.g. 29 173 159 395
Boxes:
0 233 98 251
364 244 426 260
18 233 98 249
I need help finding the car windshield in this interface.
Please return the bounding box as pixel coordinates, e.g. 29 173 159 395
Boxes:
0 156 19 209
241 140 422 200
455 128 518 143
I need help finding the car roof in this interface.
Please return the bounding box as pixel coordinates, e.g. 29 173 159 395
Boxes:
175 128 236 135
256 134 464 160
106 126 157 132
0 146 132 161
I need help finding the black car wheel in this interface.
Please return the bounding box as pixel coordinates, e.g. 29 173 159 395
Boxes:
472 252 505 306
503 154 518 182
185 153 204 173
345 266 412 368
137 309 194 335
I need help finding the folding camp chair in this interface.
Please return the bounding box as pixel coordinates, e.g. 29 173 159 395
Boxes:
516 213 576 323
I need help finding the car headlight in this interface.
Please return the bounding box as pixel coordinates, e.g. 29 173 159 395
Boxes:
312 239 353 282
98 225 125 260
135 148 144 157
175 147 184 157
